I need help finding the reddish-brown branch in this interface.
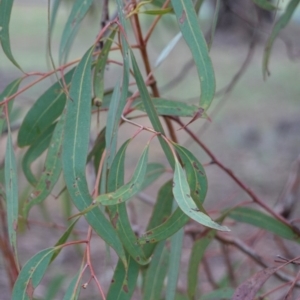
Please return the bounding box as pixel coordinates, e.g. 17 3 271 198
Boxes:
173 117 295 230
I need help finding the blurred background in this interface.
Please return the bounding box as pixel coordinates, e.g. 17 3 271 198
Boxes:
1 0 300 299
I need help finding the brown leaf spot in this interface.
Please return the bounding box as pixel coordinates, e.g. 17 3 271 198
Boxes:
45 179 51 190
26 279 34 298
123 284 129 293
112 212 119 228
179 10 186 24
136 256 140 261
13 220 18 231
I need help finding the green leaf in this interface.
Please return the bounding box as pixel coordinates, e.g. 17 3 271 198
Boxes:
0 0 22 69
252 0 277 11
5 127 19 267
23 113 65 219
208 0 220 50
50 0 61 32
143 180 174 256
201 287 234 300
228 207 300 241
142 8 173 15
0 79 21 136
188 230 216 299
263 0 300 79
132 98 200 117
166 222 184 300
107 254 139 300
18 68 75 147
12 248 55 300
140 207 189 245
61 47 127 269
44 274 65 300
171 0 216 110
59 0 93 63
50 218 79 263
107 140 149 265
130 50 174 168
78 144 150 218
93 29 116 105
174 144 207 208
143 241 169 300
63 271 81 300
173 158 229 231
22 123 56 186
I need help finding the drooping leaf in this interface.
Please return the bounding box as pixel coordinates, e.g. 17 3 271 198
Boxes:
62 47 127 268
171 0 216 110
50 0 61 32
252 0 277 11
93 29 116 105
232 267 277 300
130 50 174 168
50 217 79 263
107 254 139 300
143 241 169 300
22 123 56 186
139 207 189 245
143 180 174 256
173 158 229 231
132 98 200 117
263 0 300 79
59 0 94 63
5 126 19 268
12 248 56 300
208 0 221 50
23 113 65 219
0 0 22 69
0 79 21 136
228 207 299 242
166 222 184 300
188 230 216 299
140 162 165 191
44 274 65 300
107 140 151 264
18 68 75 147
77 144 150 215
174 144 207 208
63 271 81 300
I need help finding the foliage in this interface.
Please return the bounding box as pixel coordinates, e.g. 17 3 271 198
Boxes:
0 0 300 299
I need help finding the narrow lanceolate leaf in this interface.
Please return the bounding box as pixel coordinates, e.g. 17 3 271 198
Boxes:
50 0 61 32
93 29 116 105
228 207 299 242
12 248 56 300
188 230 216 299
166 224 184 300
143 241 169 300
143 180 174 256
0 79 21 136
23 114 65 219
171 0 216 110
139 207 189 245
140 163 165 191
107 254 139 300
132 98 199 117
22 123 56 186
0 0 22 69
59 0 93 63
232 267 278 300
263 0 300 79
107 140 149 265
50 217 79 263
63 271 81 300
5 127 19 268
105 0 129 168
18 68 75 147
130 51 174 168
62 47 127 268
208 0 220 50
174 144 207 208
173 158 229 231
77 144 150 215
252 0 277 11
